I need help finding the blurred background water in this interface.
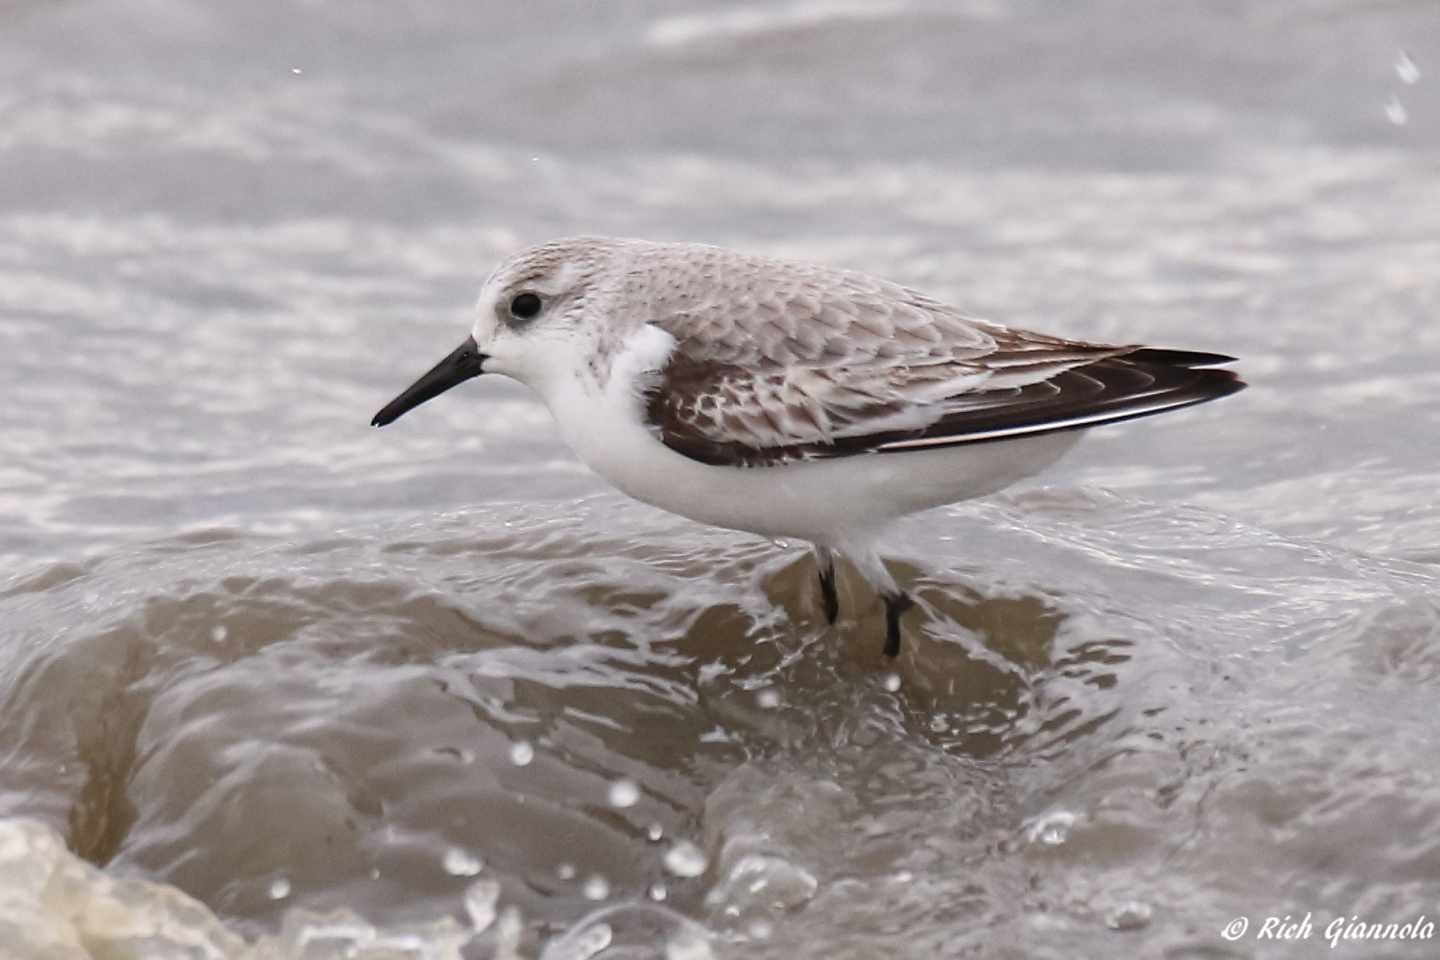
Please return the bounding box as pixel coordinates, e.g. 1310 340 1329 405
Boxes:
1 0 1439 957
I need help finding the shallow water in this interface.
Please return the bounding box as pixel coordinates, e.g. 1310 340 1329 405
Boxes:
2 0 1440 957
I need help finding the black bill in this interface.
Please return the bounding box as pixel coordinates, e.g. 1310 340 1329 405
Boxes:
371 336 487 426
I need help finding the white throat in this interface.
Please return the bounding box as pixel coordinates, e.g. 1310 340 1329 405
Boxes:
528 322 677 480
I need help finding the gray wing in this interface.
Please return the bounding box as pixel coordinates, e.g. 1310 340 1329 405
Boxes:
634 247 1243 467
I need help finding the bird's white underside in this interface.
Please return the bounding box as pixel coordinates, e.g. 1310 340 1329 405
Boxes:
534 321 1083 549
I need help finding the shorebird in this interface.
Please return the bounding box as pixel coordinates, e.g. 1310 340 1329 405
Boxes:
372 237 1243 657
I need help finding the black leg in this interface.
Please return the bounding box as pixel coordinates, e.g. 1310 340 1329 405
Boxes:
818 561 839 625
814 545 839 625
882 592 913 658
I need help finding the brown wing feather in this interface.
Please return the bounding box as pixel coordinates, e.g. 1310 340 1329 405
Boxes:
623 242 1243 467
646 348 1243 468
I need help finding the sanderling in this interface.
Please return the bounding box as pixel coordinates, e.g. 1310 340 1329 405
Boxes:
373 237 1244 657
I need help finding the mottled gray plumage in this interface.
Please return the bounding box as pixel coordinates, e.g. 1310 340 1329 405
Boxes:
484 238 1240 468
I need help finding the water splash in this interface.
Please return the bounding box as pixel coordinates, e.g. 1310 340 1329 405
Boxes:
608 778 641 809
0 817 478 960
1106 900 1153 931
704 853 818 936
540 903 714 960
662 840 709 878
583 874 612 901
464 878 501 933
1024 809 1079 846
495 907 524 960
442 846 484 877
548 920 613 960
1396 50 1420 85
1385 94 1408 127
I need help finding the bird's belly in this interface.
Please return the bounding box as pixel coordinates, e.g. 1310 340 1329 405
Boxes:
560 398 1082 543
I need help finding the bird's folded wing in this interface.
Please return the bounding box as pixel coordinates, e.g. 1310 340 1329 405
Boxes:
644 307 1242 468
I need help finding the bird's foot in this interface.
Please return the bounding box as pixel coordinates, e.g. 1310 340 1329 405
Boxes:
882 591 913 658
814 545 839 625
818 562 839 625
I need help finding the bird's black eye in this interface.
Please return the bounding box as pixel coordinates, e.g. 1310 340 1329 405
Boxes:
509 293 543 320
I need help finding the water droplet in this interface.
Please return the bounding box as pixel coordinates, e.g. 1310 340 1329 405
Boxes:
647 823 664 842
755 688 781 709
1106 900 1153 931
1025 809 1079 846
543 904 712 960
497 906 523 959
608 778 640 809
663 840 708 878
929 714 949 732
369 867 381 880
291 67 303 75
665 929 714 960
560 921 613 960
648 881 668 901
1386 94 1408 126
268 877 291 900
210 624 228 643
442 846 483 877
882 673 901 692
465 878 501 933
716 854 818 911
1397 49 1421 85
509 740 535 766
582 874 610 901
558 862 577 880
744 918 774 940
